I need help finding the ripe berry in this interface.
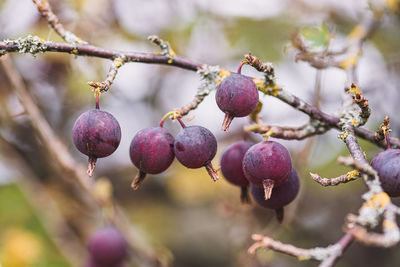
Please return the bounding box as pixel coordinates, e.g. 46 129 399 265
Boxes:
243 141 292 200
72 109 121 176
174 124 219 181
371 148 400 197
129 126 175 189
216 68 259 131
88 226 127 267
250 167 300 222
220 141 254 203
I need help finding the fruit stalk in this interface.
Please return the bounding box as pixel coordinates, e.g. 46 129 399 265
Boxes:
275 207 284 223
240 186 251 204
87 156 97 177
263 179 274 200
131 170 147 190
222 114 234 132
205 162 219 182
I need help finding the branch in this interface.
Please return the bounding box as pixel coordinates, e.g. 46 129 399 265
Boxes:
345 211 400 247
0 38 201 71
31 0 87 44
245 121 329 140
310 170 361 186
319 233 354 267
148 35 176 63
88 56 125 92
248 233 353 267
176 93 207 117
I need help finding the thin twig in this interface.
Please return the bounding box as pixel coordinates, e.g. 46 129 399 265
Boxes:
345 211 400 247
248 234 351 264
31 0 87 44
88 56 125 92
176 93 207 117
310 170 361 186
0 39 201 71
245 122 328 140
319 233 354 267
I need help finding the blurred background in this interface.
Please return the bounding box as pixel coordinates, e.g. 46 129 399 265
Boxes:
0 0 400 266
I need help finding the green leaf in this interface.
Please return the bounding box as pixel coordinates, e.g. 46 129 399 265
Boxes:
300 23 330 51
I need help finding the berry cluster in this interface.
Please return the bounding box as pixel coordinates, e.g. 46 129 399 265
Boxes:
220 140 299 222
130 117 219 188
72 63 300 223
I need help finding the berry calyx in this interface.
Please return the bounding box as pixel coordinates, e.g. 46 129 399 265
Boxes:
72 109 121 176
174 125 219 181
216 64 259 131
250 167 300 222
88 226 127 267
371 148 400 197
243 141 292 200
220 140 254 203
129 126 175 189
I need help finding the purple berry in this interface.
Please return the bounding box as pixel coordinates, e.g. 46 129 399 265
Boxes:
216 73 259 131
250 167 300 222
174 125 219 181
88 227 127 267
220 141 254 203
371 148 400 197
243 141 292 200
129 126 175 189
72 109 121 176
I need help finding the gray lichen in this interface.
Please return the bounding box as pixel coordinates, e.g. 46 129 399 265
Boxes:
64 31 87 45
309 244 341 261
196 64 222 95
3 35 51 56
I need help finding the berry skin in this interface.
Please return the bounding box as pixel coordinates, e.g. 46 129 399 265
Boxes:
250 167 300 222
88 227 127 267
371 149 400 197
72 109 121 176
216 73 259 131
220 141 254 203
242 141 292 200
129 126 175 189
174 125 219 181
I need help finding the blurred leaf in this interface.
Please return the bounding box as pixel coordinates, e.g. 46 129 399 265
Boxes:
225 18 296 62
1 228 42 267
300 23 330 51
0 184 70 267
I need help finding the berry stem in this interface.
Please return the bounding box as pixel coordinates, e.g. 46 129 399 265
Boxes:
237 60 247 74
275 207 284 223
385 130 391 150
131 170 147 190
159 111 177 127
222 113 234 131
240 186 251 204
87 156 97 176
176 118 186 129
204 162 219 182
262 179 274 200
95 89 100 110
